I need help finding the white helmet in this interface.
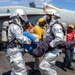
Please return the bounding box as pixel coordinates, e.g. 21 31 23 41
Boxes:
10 9 28 23
10 9 25 18
44 8 60 18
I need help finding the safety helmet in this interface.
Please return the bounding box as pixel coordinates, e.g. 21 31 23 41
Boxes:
44 8 60 18
10 9 25 18
68 24 74 29
38 18 45 23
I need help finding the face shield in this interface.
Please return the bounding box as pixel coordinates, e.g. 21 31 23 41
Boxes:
46 14 52 24
10 9 29 26
19 15 28 26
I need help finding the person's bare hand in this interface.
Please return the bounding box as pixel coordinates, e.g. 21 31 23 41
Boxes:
35 38 39 42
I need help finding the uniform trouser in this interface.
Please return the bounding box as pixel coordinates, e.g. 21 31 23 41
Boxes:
63 49 74 67
39 48 59 75
6 48 27 75
34 57 40 70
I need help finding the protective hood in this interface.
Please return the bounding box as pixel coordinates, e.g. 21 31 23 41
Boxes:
49 15 58 26
9 17 23 32
9 17 22 27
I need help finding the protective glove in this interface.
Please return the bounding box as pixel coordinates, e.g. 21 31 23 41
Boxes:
24 36 32 44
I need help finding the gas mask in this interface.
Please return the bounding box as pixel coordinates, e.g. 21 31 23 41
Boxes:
39 21 46 27
46 15 52 24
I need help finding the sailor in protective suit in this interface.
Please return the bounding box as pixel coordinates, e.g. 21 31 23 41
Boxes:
6 9 31 75
39 9 66 75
